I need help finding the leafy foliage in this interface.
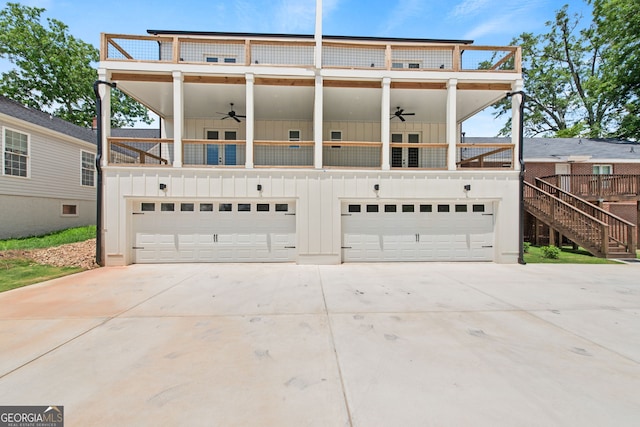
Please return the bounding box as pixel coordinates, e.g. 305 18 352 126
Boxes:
495 6 617 138
590 0 640 140
0 3 150 128
541 245 561 259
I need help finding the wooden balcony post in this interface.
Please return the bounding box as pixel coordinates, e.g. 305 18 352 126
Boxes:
446 79 458 171
601 224 609 256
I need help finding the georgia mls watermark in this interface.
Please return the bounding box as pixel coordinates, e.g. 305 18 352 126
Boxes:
0 406 63 427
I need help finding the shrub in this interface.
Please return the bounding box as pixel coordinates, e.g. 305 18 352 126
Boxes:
541 245 561 259
523 242 531 253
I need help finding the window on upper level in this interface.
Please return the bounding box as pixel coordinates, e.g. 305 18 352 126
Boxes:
330 131 342 141
392 61 421 69
3 127 29 178
289 130 301 141
205 56 237 64
81 151 95 187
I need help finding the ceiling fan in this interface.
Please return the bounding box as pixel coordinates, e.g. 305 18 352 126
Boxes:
217 103 246 123
391 106 415 122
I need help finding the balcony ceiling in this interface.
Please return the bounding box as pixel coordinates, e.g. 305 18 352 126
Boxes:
115 79 507 124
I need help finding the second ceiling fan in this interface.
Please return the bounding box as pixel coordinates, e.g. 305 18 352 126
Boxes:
391 107 415 122
218 103 246 123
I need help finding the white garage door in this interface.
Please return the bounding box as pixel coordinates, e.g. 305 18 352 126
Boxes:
132 201 296 263
342 201 494 262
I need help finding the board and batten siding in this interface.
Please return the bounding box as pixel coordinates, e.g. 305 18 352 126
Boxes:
103 168 520 265
177 119 446 142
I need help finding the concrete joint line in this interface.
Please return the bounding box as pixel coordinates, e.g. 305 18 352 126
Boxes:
318 266 354 427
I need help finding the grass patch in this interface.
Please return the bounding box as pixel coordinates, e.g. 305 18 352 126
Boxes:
0 226 95 251
524 245 620 264
0 258 83 292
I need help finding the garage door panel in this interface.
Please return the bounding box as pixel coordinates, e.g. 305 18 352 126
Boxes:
132 201 296 263
342 201 494 262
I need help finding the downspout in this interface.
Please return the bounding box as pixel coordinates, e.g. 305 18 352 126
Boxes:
507 90 526 265
93 80 117 267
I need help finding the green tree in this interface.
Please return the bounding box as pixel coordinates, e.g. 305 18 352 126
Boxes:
0 2 149 128
591 0 640 140
495 5 617 138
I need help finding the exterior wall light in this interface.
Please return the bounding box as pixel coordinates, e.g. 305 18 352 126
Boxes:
464 184 471 191
374 184 380 191
159 183 167 190
257 184 262 191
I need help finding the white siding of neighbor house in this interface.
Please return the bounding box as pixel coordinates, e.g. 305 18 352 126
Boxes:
102 168 520 266
0 194 95 239
0 116 96 238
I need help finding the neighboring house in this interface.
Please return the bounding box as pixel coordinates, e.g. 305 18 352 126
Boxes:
470 136 640 254
96 30 523 266
0 96 97 239
522 137 640 230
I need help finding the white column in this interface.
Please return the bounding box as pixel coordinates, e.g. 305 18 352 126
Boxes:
98 69 111 168
511 79 524 172
172 71 183 168
446 78 458 171
314 73 323 169
245 73 255 168
381 77 391 170
315 0 322 68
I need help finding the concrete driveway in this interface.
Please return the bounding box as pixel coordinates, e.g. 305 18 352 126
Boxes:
1 262 639 426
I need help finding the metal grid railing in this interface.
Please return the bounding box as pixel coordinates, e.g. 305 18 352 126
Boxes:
179 41 245 64
106 36 171 61
323 144 381 168
254 143 314 166
461 48 517 71
390 145 447 168
391 48 453 70
251 43 314 66
457 144 513 168
108 139 172 165
182 142 246 166
323 45 386 69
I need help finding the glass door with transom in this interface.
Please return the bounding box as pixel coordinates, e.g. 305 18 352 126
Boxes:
206 130 237 165
391 133 420 168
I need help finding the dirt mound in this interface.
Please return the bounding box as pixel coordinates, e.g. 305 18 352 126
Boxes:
1 239 99 270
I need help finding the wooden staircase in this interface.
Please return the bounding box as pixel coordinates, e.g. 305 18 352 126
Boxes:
524 178 637 258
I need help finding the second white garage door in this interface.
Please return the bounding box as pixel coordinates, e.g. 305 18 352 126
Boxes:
132 201 296 263
342 201 495 262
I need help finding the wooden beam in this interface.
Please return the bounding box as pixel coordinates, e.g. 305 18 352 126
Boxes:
254 78 315 87
323 80 381 89
391 82 446 90
183 76 245 84
457 83 512 90
111 73 172 82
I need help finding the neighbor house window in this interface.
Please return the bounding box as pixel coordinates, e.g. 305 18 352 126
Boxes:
593 164 612 174
330 131 342 141
81 151 95 186
62 204 77 216
3 128 29 177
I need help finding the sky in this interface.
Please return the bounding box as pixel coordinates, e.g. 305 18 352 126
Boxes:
4 0 594 134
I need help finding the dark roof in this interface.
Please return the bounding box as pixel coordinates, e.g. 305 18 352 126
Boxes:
0 95 96 145
146 29 474 45
467 137 640 161
111 128 161 138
